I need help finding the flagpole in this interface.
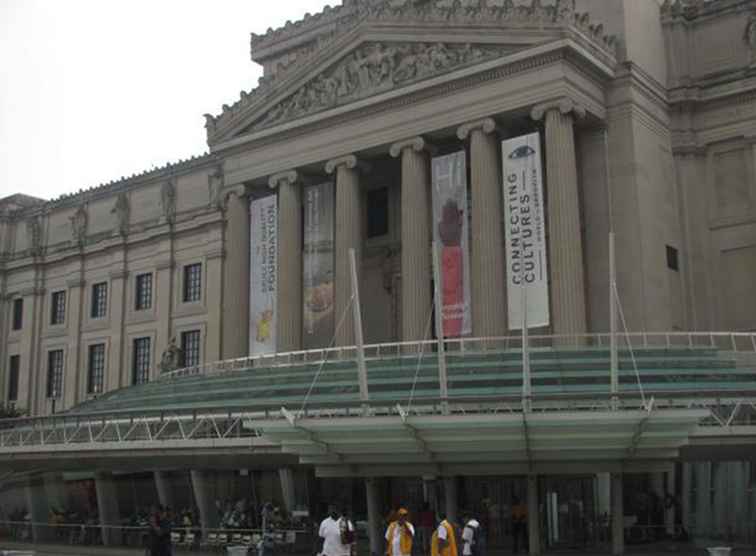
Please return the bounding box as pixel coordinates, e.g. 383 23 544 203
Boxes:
605 129 619 410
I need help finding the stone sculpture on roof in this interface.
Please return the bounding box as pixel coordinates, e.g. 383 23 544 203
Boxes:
111 192 130 236
70 205 88 246
161 179 177 224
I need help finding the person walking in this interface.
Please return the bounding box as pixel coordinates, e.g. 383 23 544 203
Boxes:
385 508 414 556
511 497 528 555
462 515 485 556
319 505 354 556
431 514 457 556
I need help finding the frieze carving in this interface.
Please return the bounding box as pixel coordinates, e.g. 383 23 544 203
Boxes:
70 205 88 246
254 42 510 131
111 192 130 236
208 0 617 140
161 179 177 224
26 216 43 256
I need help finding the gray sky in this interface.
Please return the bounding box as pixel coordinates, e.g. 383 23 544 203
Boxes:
0 0 332 201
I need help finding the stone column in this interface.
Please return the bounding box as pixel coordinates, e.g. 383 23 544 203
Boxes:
25 475 51 542
222 188 251 358
444 477 458 524
154 471 175 510
531 100 587 339
278 468 296 513
611 473 624 556
458 118 507 337
95 472 122 546
365 478 382 556
191 470 218 537
390 137 432 342
527 475 541 556
269 171 303 352
325 156 364 347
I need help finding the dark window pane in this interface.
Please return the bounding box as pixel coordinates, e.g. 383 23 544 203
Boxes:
8 355 20 402
181 330 201 368
666 245 679 272
91 282 108 318
46 350 64 399
87 344 106 394
367 188 389 238
51 291 66 325
132 338 151 385
183 264 202 303
12 299 23 330
135 273 153 311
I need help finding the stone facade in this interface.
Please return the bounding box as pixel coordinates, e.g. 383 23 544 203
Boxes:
0 0 755 546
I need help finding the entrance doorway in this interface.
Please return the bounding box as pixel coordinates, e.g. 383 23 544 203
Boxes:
540 476 605 552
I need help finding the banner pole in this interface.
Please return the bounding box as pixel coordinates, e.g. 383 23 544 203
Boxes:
521 264 531 413
609 232 618 410
431 241 450 415
349 248 370 413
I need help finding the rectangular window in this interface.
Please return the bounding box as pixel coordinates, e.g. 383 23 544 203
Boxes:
91 282 108 318
181 330 201 368
367 188 389 238
135 273 153 311
46 349 64 399
50 291 66 325
12 299 23 330
132 337 151 385
666 245 679 271
183 263 202 303
87 344 106 395
8 355 20 402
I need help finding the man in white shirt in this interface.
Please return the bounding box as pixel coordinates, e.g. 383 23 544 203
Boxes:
385 508 414 556
462 516 482 556
319 506 355 556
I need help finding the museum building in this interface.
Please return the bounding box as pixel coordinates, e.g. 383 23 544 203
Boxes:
1 0 756 552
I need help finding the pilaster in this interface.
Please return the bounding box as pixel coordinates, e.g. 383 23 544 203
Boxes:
155 257 175 383
458 118 507 337
390 137 432 342
206 248 225 362
325 155 366 347
106 245 128 399
532 99 587 338
66 270 85 403
221 186 251 359
269 171 303 352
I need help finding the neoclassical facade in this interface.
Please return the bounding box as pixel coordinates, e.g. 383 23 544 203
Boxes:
1 0 756 548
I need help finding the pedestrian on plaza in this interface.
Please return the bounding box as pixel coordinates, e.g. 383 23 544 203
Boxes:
148 505 171 556
417 503 435 555
318 505 354 556
431 513 457 556
385 508 414 556
511 497 528 555
462 514 485 556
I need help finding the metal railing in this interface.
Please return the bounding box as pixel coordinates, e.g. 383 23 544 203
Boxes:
160 332 756 382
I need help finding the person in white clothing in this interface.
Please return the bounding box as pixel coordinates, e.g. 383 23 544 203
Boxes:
319 506 355 556
461 517 479 556
385 508 414 556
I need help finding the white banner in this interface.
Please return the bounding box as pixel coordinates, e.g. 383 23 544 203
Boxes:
502 132 550 329
432 151 472 337
249 195 278 355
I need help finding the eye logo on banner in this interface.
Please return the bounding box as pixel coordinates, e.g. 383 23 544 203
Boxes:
250 195 278 355
502 132 550 329
431 151 472 338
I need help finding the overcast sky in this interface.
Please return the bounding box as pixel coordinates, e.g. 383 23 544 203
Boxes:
0 0 332 201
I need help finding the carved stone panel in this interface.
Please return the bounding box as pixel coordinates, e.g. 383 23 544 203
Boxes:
253 42 513 131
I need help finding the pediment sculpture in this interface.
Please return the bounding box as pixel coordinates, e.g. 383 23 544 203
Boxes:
161 179 177 224
253 42 512 131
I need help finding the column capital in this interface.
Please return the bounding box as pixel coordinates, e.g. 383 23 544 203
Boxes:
531 97 586 122
457 117 497 140
268 170 299 189
325 154 371 175
389 137 427 158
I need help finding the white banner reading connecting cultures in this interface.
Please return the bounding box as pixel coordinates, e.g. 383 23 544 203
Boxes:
431 151 472 337
502 132 550 329
249 195 278 355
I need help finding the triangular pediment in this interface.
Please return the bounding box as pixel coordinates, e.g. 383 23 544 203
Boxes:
206 1 617 145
